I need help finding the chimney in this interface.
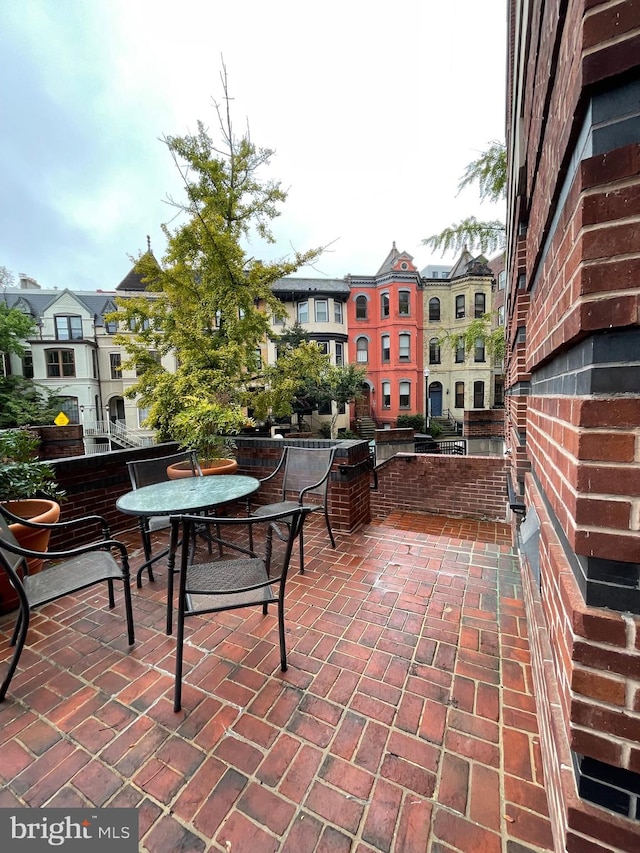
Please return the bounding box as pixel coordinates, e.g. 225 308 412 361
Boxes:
19 274 41 290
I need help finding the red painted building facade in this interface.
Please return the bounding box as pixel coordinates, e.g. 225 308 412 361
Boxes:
346 244 424 428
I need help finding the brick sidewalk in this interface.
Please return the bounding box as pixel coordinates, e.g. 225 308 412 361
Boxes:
0 512 554 852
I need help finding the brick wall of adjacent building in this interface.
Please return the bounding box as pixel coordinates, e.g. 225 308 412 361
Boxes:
370 454 508 522
506 0 640 848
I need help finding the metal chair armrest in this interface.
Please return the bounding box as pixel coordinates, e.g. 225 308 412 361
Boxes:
0 535 128 564
0 506 111 538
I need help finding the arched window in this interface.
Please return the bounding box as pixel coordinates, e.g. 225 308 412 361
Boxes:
474 381 485 408
429 297 440 321
474 338 486 362
356 337 369 363
355 295 368 320
474 292 486 318
381 334 390 362
455 382 465 408
381 292 390 319
398 333 410 361
455 294 465 319
138 405 151 427
429 338 441 364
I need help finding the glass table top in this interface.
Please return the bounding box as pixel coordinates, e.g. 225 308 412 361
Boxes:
116 475 260 516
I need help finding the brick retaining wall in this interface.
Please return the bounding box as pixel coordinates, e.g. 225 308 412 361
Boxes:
48 437 372 551
370 453 508 522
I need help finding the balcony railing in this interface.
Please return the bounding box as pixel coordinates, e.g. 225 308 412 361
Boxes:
82 419 155 450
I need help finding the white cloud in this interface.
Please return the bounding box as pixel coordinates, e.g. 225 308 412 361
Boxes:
0 0 506 289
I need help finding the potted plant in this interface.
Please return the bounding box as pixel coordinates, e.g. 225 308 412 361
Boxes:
165 398 252 478
0 428 64 612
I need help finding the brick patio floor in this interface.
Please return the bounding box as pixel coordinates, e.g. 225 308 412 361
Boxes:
0 512 554 852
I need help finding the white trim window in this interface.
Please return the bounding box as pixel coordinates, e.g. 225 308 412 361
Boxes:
399 333 410 361
315 300 329 322
356 337 369 363
398 290 410 316
399 381 410 409
381 334 390 363
382 381 391 409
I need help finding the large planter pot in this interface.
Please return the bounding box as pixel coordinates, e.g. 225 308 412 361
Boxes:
0 498 61 614
167 458 238 479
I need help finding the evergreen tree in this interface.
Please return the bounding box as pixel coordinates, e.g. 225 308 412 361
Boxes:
112 69 323 452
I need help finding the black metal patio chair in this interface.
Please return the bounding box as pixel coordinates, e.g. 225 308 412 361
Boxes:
126 449 201 585
251 445 336 573
0 508 135 702
171 506 309 711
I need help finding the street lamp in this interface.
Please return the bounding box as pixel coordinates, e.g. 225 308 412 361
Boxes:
423 367 430 432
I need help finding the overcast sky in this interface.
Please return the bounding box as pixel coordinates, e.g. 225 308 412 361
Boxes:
1 0 506 291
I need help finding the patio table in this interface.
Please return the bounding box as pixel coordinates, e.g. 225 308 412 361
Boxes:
117 474 260 589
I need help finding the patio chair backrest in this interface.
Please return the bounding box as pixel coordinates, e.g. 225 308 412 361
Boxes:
280 446 336 501
127 450 200 490
0 512 27 579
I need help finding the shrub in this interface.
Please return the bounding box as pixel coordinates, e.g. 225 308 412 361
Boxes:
396 414 425 432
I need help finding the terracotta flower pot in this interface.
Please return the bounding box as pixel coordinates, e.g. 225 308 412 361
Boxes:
167 458 238 479
0 498 61 614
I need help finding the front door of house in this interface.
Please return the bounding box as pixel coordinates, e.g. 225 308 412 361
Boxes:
429 382 443 417
356 384 371 418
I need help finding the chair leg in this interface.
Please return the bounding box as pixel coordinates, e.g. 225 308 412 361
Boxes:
136 519 155 587
122 580 135 647
174 603 186 712
0 598 29 702
107 578 115 608
299 526 305 574
324 505 336 548
278 599 287 672
10 609 22 646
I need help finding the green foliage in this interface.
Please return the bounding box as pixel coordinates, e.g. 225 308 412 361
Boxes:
0 302 36 359
272 321 310 349
457 140 506 204
317 423 332 438
438 313 505 363
259 347 366 438
337 429 360 439
422 216 505 256
423 140 506 255
0 291 63 428
0 376 64 429
259 341 328 421
109 68 323 451
396 414 425 432
170 398 250 461
0 428 63 501
428 421 442 438
319 363 367 438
